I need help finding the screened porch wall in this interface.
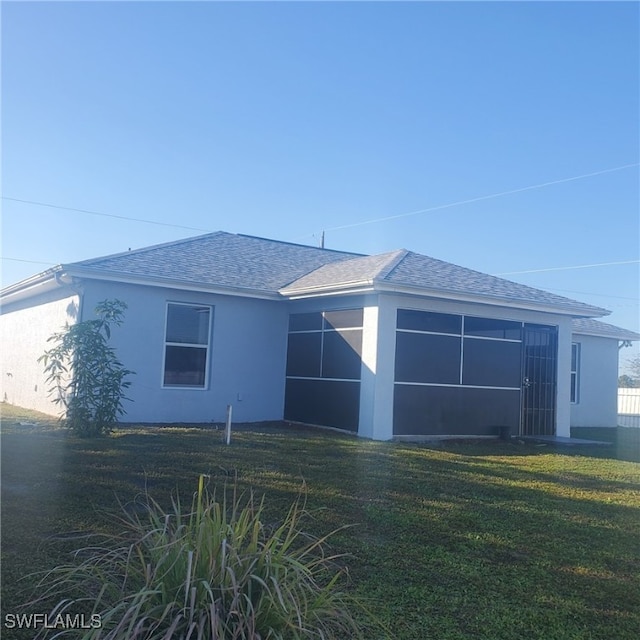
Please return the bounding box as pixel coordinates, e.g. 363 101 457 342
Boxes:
284 308 364 432
393 309 524 436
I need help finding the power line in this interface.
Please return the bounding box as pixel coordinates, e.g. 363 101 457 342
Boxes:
312 162 639 235
1 257 58 266
494 259 640 276
535 287 638 301
4 162 637 239
2 197 211 233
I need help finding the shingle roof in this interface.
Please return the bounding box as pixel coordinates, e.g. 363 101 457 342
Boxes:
70 232 361 293
282 248 608 316
58 231 609 316
280 250 407 292
383 252 607 315
571 318 640 341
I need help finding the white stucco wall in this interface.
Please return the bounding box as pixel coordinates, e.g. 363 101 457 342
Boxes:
77 280 290 424
570 333 619 428
555 316 573 438
1 289 80 415
358 295 396 440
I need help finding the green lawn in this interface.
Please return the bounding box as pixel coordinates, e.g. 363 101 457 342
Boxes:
2 403 639 639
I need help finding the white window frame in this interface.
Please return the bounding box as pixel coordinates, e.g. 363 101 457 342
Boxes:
570 342 580 404
162 302 213 390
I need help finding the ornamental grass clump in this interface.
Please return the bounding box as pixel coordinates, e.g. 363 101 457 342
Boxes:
32 476 364 639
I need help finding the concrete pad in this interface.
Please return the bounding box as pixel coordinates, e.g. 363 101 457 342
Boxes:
520 435 612 446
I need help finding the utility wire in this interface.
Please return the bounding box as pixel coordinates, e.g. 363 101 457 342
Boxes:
494 259 639 276
3 163 639 292
4 163 636 239
534 287 639 301
1 257 58 266
2 197 211 233
533 287 638 308
313 162 639 234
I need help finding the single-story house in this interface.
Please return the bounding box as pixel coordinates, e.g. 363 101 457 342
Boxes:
1 232 638 440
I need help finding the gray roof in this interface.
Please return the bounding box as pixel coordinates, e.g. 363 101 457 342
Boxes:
69 232 361 293
6 231 611 317
571 318 640 341
280 250 407 292
282 248 608 316
387 252 608 314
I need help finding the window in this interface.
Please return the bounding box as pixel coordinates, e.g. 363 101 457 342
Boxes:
397 309 462 335
286 309 363 381
462 338 521 388
570 343 580 403
289 312 323 332
286 332 322 378
464 317 522 340
324 309 364 330
163 303 212 387
395 332 461 384
322 329 363 379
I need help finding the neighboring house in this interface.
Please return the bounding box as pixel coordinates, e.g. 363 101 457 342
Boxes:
1 232 638 440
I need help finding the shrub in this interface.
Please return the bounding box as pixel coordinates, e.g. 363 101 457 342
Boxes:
39 299 134 437
31 477 365 639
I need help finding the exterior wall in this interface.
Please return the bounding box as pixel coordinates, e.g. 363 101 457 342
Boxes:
358 295 396 440
2 276 585 439
79 280 289 423
570 334 619 428
555 317 573 437
1 288 80 415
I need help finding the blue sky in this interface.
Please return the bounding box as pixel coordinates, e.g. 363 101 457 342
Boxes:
2 1 639 369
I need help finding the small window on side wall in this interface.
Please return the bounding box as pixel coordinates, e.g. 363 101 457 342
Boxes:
163 303 212 388
570 343 580 403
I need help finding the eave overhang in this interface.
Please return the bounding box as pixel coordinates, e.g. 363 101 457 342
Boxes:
4 267 611 321
280 279 610 318
572 328 640 341
0 267 66 307
56 267 283 301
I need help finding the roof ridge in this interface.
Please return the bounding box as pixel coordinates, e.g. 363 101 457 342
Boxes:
281 249 410 294
375 249 410 281
236 233 365 257
277 243 380 290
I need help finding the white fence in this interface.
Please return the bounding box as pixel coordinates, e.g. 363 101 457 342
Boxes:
618 388 640 428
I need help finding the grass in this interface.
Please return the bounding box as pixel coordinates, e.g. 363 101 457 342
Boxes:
2 402 640 639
